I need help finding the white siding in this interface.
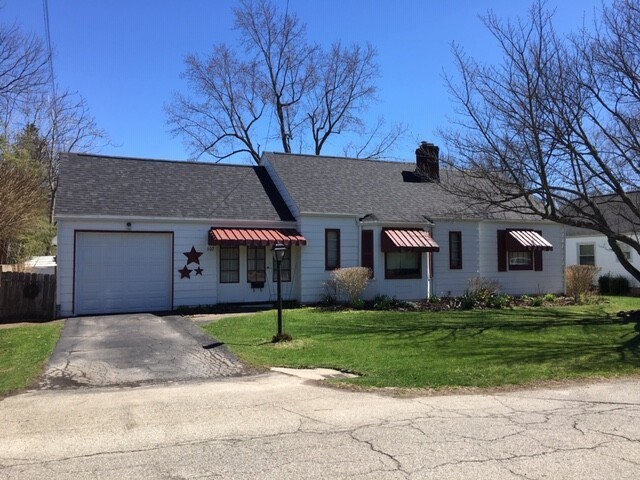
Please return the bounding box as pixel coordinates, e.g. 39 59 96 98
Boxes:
477 221 565 295
432 221 481 296
566 233 640 288
297 216 432 303
298 216 359 303
215 244 302 304
57 218 303 316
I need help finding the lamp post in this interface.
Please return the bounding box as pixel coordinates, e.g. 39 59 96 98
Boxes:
272 243 286 340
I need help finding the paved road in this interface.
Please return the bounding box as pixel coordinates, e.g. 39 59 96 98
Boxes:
1 373 639 479
39 313 253 389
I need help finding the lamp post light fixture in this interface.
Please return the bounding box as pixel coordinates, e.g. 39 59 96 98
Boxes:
272 243 288 342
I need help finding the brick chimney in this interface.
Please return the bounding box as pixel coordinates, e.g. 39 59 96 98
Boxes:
415 141 439 182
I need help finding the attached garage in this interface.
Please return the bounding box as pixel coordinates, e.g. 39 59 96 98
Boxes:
74 232 173 315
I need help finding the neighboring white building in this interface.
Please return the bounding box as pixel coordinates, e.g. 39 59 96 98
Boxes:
566 230 639 290
56 145 565 317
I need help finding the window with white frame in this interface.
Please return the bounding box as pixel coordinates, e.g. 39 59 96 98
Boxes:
616 242 632 262
578 244 595 266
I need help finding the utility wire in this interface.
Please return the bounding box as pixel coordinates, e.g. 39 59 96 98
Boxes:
42 0 56 98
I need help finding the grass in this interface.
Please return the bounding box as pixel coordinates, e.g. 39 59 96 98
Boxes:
0 322 64 396
204 296 640 389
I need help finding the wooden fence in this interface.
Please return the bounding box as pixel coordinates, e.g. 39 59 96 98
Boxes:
0 272 56 322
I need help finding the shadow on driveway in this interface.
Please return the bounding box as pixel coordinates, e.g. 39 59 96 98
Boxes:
39 313 257 389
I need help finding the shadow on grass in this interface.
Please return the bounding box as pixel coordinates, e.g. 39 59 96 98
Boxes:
302 308 640 367
304 308 624 336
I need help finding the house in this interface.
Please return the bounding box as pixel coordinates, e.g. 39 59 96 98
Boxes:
261 143 564 302
565 193 640 292
56 144 565 316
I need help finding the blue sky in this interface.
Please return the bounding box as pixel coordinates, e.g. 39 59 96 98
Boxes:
3 0 603 163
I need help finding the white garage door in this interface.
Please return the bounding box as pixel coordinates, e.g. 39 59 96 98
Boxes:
75 232 173 315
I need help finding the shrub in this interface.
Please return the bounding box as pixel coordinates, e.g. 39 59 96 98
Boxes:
372 294 396 310
459 290 477 310
487 293 512 309
565 265 600 302
542 293 556 303
467 277 501 303
598 274 611 294
531 296 544 307
610 275 631 295
330 267 371 306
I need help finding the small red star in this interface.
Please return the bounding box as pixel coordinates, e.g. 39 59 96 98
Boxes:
179 265 192 279
195 267 204 276
183 246 203 265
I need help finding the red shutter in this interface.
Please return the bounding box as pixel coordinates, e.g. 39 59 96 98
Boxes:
361 230 374 277
534 230 543 271
497 230 507 272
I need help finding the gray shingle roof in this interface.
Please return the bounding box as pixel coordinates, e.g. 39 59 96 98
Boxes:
263 152 531 222
564 191 640 236
56 153 294 221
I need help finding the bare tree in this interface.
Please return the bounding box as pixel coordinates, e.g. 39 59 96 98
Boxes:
27 89 108 223
0 22 48 135
440 0 640 282
167 0 402 163
168 46 268 163
307 42 378 155
0 23 47 106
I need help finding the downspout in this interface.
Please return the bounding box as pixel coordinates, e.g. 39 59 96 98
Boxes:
423 217 436 299
428 225 435 298
355 216 362 269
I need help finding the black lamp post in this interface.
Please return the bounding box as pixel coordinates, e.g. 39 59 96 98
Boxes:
272 243 286 340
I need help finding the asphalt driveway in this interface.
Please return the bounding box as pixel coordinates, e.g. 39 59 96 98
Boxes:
39 313 254 389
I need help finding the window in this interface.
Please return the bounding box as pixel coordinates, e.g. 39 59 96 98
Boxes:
325 229 340 270
361 230 374 277
616 242 631 263
578 244 595 265
497 230 543 272
247 246 266 283
508 251 532 269
272 247 291 282
219 246 239 283
449 231 462 269
385 250 421 279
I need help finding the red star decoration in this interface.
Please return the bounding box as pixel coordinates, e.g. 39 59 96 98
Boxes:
179 265 192 279
183 246 203 265
195 267 204 276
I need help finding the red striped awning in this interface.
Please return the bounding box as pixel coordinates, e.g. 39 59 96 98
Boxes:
381 229 440 252
208 228 307 246
507 230 553 251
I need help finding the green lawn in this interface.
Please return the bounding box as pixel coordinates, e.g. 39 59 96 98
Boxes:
0 322 63 395
204 297 640 389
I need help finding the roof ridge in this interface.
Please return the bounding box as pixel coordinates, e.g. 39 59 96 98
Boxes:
66 152 255 168
263 151 413 166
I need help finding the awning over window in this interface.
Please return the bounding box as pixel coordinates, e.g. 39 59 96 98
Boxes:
506 230 553 251
208 228 307 246
381 229 440 252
